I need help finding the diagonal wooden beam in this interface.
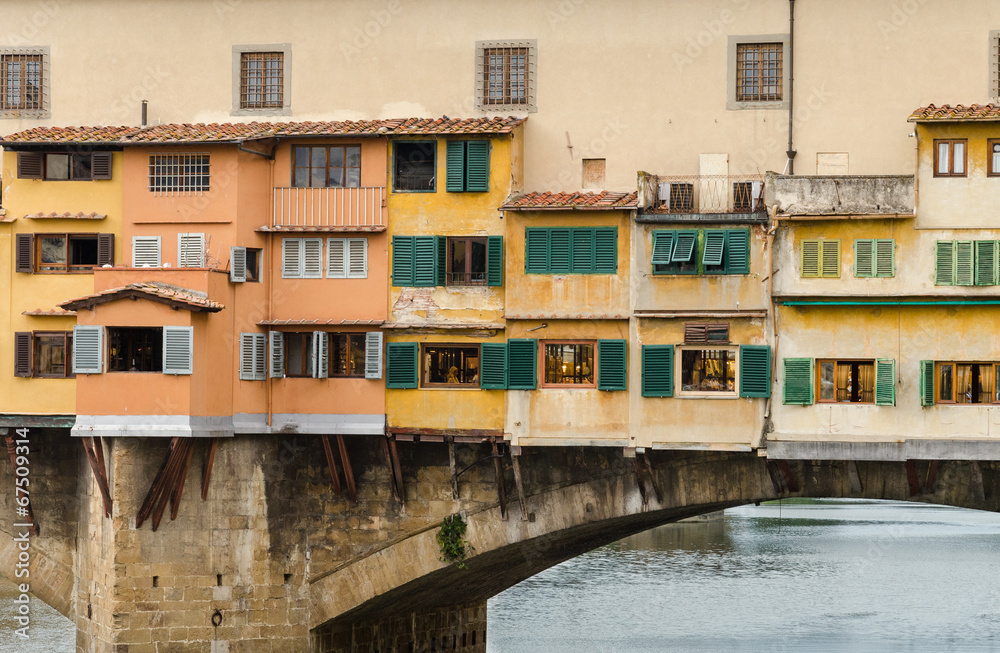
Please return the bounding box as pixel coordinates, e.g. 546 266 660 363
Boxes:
511 450 528 521
201 438 219 501
82 438 113 518
641 453 664 504
381 435 401 503
321 435 342 495
336 435 357 503
137 438 179 528
388 436 405 505
169 440 195 521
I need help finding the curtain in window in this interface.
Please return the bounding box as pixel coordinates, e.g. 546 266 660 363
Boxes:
835 363 851 402
858 364 874 403
955 364 972 404
979 364 994 404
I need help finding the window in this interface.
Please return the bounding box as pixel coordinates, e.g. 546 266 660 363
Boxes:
293 145 361 188
800 239 841 278
178 233 205 268
542 342 595 387
240 51 283 109
1 48 48 117
642 344 770 399
934 139 966 177
148 154 210 194
16 151 112 180
330 334 367 377
476 40 537 112
447 236 487 285
393 235 502 287
684 323 729 344
732 181 765 212
854 239 895 278
327 238 367 279
783 358 895 406
679 347 737 395
231 247 262 283
736 42 782 102
35 234 98 273
817 360 875 403
933 240 1000 286
446 141 489 192
132 236 162 268
284 332 315 378
524 227 617 275
423 344 480 387
14 332 73 378
932 362 1000 405
394 142 436 192
281 238 323 278
239 333 267 381
989 139 1000 176
651 229 750 276
107 328 163 373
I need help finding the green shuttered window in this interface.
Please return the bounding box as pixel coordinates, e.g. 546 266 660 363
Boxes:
919 360 934 406
641 345 674 397
739 345 771 398
874 359 895 406
480 343 508 389
524 227 617 274
446 140 490 192
935 240 976 286
854 239 895 278
391 236 446 287
487 235 503 286
507 339 538 390
782 357 814 405
652 229 749 275
597 339 627 391
386 342 419 388
801 239 840 278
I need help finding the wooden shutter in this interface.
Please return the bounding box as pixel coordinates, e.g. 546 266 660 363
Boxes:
935 241 954 285
641 345 674 398
177 233 205 267
651 231 674 265
239 333 257 380
252 333 266 380
702 230 726 266
725 229 750 274
282 239 301 278
312 331 328 379
854 239 875 277
98 233 115 267
874 359 895 406
348 238 367 279
386 342 418 389
465 140 489 192
594 227 617 273
303 238 323 278
820 240 841 277
269 331 284 378
14 332 32 377
326 238 347 278
230 246 247 282
392 236 415 286
507 338 538 390
15 233 33 273
480 342 508 389
875 239 895 278
801 239 820 277
73 325 103 374
525 228 549 273
597 339 627 391
572 228 594 273
486 235 503 286
412 236 437 286
17 152 43 179
672 230 697 263
684 323 728 344
782 358 814 405
549 228 571 273
162 326 194 375
739 345 771 398
132 236 161 267
976 240 997 286
919 360 935 407
365 331 383 380
91 152 113 180
435 235 447 286
446 141 466 192
955 240 974 286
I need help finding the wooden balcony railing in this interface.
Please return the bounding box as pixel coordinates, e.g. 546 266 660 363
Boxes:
272 186 386 229
645 175 766 214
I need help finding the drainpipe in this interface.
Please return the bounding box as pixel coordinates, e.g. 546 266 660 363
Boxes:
141 100 148 128
786 0 797 175
266 156 275 428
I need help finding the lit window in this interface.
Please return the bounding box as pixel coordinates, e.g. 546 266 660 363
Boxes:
680 348 736 394
542 342 594 387
817 360 875 403
422 344 480 387
330 334 366 377
935 362 1000 404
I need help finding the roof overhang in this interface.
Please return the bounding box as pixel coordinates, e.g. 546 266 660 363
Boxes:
60 283 224 313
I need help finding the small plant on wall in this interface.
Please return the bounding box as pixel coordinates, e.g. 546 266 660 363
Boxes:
437 513 474 568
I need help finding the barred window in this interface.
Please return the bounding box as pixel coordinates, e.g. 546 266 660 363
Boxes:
240 51 283 110
0 48 48 116
736 43 783 102
148 154 210 194
475 40 537 112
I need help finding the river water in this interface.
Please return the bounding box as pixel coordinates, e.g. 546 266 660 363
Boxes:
4 499 1000 651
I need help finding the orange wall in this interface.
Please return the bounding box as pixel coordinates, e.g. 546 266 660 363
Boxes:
270 139 388 189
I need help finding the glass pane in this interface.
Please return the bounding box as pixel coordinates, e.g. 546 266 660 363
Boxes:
346 147 361 167
939 364 953 402
349 334 366 376
294 147 309 167
72 155 92 180
311 148 326 167
819 362 835 401
69 236 99 268
470 239 487 278
327 168 344 188
328 147 344 167
36 335 67 376
311 169 326 187
46 154 69 180
955 364 972 403
937 143 950 174
293 167 309 187
39 236 66 270
345 168 361 188
330 335 348 376
953 143 965 174
286 334 305 376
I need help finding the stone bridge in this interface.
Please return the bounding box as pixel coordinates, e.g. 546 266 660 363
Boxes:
1 430 998 652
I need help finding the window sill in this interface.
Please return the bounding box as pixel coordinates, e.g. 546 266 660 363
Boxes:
419 386 481 390
676 393 738 399
726 99 789 111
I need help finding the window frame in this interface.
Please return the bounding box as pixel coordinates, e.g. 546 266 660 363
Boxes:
329 333 367 378
541 340 596 389
245 247 262 282
735 42 783 102
815 359 877 404
933 139 968 178
0 47 49 118
934 361 1000 405
727 36 789 111
283 332 314 378
106 327 164 373
676 345 739 398
989 139 1000 177
446 236 488 286
148 153 211 194
32 331 73 379
292 144 362 188
35 233 100 274
475 40 537 113
420 343 482 389
651 229 750 276
393 141 437 192
232 44 291 115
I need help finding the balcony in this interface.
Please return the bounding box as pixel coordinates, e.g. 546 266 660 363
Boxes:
637 173 766 221
766 173 915 218
270 186 387 231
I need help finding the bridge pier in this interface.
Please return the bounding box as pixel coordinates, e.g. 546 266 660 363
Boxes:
313 601 488 653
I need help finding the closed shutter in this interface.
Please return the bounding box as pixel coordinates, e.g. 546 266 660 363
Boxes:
976 240 997 286
91 152 113 180
935 241 954 285
177 233 205 267
252 333 266 380
17 152 43 179
98 234 115 267
702 230 726 266
594 227 617 273
821 240 841 277
955 240 974 286
73 325 103 374
312 331 328 379
641 345 674 398
487 235 503 286
132 236 161 267
446 141 466 192
282 239 302 278
327 238 347 278
230 246 247 282
14 332 31 377
739 345 771 398
801 239 820 277
507 338 538 390
572 228 594 273
365 331 383 380
672 230 697 263
919 360 935 407
549 229 571 273
684 323 729 344
15 233 33 273
465 140 490 192
651 231 674 265
239 333 257 380
875 239 895 278
874 359 895 406
413 236 437 286
782 358 814 405
435 235 447 286
348 238 368 278
480 342 508 389
854 239 875 277
303 238 323 278
162 326 193 375
725 229 750 274
597 339 627 391
386 342 419 389
392 236 415 286
269 331 284 378
525 228 549 273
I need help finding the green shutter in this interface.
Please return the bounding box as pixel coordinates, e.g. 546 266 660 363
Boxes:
874 359 895 406
525 228 549 273
392 236 415 286
935 240 955 285
386 342 418 389
641 345 674 398
975 240 997 285
446 141 465 192
782 358 814 405
801 239 820 277
465 141 489 192
956 240 974 285
854 239 875 277
507 339 537 390
875 239 895 278
487 235 503 286
739 345 771 398
919 360 935 407
413 236 437 286
725 229 750 274
595 227 617 273
480 342 507 389
549 229 571 273
572 228 595 273
597 339 627 391
651 231 674 265
821 240 841 277
702 231 726 266
435 235 447 286
672 230 697 262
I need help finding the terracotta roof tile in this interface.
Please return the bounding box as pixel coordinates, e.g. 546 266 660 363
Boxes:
0 125 136 144
258 319 384 326
60 282 224 312
22 308 77 317
500 191 638 210
908 104 1000 122
24 211 106 220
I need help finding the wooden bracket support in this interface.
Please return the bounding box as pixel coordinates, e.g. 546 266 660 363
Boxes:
137 438 195 531
641 453 664 504
633 456 648 506
336 435 357 503
448 438 459 500
511 453 528 521
201 438 219 501
766 460 800 495
321 435 342 495
493 440 508 521
82 437 113 518
382 435 405 505
7 434 39 535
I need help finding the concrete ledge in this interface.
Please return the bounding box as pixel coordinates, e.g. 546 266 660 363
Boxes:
766 439 1000 461
71 414 234 438
233 413 385 435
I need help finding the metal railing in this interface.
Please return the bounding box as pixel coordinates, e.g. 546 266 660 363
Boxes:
644 175 766 214
272 186 386 228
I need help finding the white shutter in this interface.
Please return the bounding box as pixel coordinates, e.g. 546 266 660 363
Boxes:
327 238 347 278
230 246 247 282
658 182 670 209
239 333 256 380
303 238 323 278
73 325 103 374
312 331 328 378
269 331 284 378
178 233 206 267
365 331 383 379
162 326 194 375
348 238 368 278
132 236 161 267
282 239 302 278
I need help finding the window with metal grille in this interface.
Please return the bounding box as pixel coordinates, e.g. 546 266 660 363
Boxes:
447 236 487 286
148 154 210 194
1 53 43 111
240 51 283 109
475 40 536 112
736 43 783 102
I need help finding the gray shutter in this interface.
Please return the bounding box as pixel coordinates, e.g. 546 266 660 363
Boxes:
17 152 42 179
348 238 368 278
269 331 285 378
303 238 324 278
327 238 347 278
73 326 103 374
14 332 32 377
162 326 194 375
98 234 115 266
132 236 161 267
91 152 113 180
253 333 267 380
239 333 256 380
282 239 302 278
15 233 33 273
365 331 383 379
230 246 247 282
178 233 206 267
313 331 328 379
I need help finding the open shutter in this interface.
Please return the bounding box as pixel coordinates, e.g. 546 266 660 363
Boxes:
782 358 814 405
572 228 594 273
446 141 466 192
14 332 31 377
414 236 437 286
875 239 895 278
365 331 383 380
919 360 935 407
525 228 549 273
269 331 284 379
480 342 508 389
178 233 206 267
348 238 368 278
725 229 750 274
651 231 674 265
312 331 328 379
230 246 247 282
15 233 33 273
975 240 997 286
671 230 697 263
91 152 113 180
17 152 42 179
465 140 490 192
162 326 193 375
821 240 840 277
935 241 954 285
739 345 771 398
874 359 895 406
386 342 418 389
801 239 820 277
132 236 161 267
303 238 323 278
98 234 115 267
549 228 571 273
392 236 415 286
282 239 302 278
327 238 347 278
73 326 103 374
487 235 503 286
239 333 255 380
507 339 538 390
702 231 726 266
641 345 674 398
955 240 974 286
597 339 627 391
252 334 266 380
854 239 874 277
435 235 447 286
594 227 617 273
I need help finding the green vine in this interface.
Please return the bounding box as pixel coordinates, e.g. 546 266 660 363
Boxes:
436 513 474 568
